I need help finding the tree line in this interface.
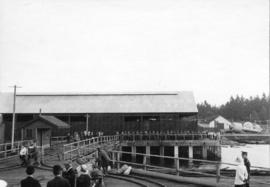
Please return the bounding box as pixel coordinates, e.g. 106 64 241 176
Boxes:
197 94 269 123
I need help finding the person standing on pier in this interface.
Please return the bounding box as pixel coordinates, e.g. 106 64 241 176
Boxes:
19 144 28 166
97 146 111 175
28 141 39 166
234 157 248 187
241 151 251 187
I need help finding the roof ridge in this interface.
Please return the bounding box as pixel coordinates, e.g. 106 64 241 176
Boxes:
15 91 182 96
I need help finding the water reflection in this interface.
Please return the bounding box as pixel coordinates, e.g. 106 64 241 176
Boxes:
221 144 270 170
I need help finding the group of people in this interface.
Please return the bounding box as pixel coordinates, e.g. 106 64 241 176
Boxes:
19 141 39 166
118 130 221 141
234 151 251 187
66 131 105 143
19 146 111 187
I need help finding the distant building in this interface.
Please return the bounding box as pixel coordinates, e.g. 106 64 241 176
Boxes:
209 115 232 130
21 115 70 147
242 122 263 133
198 115 232 132
0 91 198 142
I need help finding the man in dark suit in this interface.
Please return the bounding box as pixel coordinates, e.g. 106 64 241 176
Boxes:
47 165 71 187
20 165 41 187
62 163 77 187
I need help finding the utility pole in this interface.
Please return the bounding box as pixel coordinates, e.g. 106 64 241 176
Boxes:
269 1 270 167
9 85 21 149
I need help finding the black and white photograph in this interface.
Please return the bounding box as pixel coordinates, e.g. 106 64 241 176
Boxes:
0 0 269 186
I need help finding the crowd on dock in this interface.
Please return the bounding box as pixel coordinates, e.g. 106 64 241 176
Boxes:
118 130 221 141
19 146 111 187
63 130 221 144
66 131 105 143
14 130 252 187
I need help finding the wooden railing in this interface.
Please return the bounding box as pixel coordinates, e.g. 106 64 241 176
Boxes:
63 135 119 160
109 150 270 185
0 140 33 160
120 133 220 141
50 136 67 145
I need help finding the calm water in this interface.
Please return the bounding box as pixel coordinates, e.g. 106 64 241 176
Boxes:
221 144 270 170
122 144 270 171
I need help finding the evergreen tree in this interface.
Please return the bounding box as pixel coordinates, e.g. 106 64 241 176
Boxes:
198 93 270 123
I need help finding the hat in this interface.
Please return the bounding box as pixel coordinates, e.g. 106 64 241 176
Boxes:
80 165 89 174
0 180 7 187
241 151 248 155
235 156 243 164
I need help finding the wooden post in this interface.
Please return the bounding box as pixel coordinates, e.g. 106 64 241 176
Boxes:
117 152 121 169
145 146 150 170
216 162 221 183
143 154 147 170
4 144 7 158
131 145 136 163
21 129 24 141
83 141 85 155
86 114 89 132
174 146 179 175
112 152 116 168
202 145 208 160
41 145 44 163
160 146 164 166
70 144 72 160
188 145 193 167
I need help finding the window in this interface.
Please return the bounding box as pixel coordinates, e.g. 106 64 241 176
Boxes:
26 129 33 139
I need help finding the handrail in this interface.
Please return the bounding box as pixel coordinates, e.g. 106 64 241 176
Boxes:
0 139 33 160
119 133 220 141
62 135 119 160
222 133 270 137
0 140 32 147
109 150 270 171
109 150 270 185
51 136 66 141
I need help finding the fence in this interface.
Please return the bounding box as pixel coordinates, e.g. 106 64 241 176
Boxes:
50 136 67 145
120 133 220 141
63 135 119 160
109 150 270 185
0 140 33 160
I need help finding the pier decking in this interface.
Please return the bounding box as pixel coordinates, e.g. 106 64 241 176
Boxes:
0 135 270 187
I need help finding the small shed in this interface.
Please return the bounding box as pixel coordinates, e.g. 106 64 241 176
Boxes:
21 115 70 147
209 115 232 130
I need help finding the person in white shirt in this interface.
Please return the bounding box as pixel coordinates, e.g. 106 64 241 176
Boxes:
19 145 28 166
234 156 248 187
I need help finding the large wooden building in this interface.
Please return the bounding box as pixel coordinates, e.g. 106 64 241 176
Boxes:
0 92 198 142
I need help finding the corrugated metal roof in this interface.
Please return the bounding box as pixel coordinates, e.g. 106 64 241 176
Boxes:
0 91 198 114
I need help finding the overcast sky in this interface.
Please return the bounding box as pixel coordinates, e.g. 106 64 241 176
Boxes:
0 0 268 105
